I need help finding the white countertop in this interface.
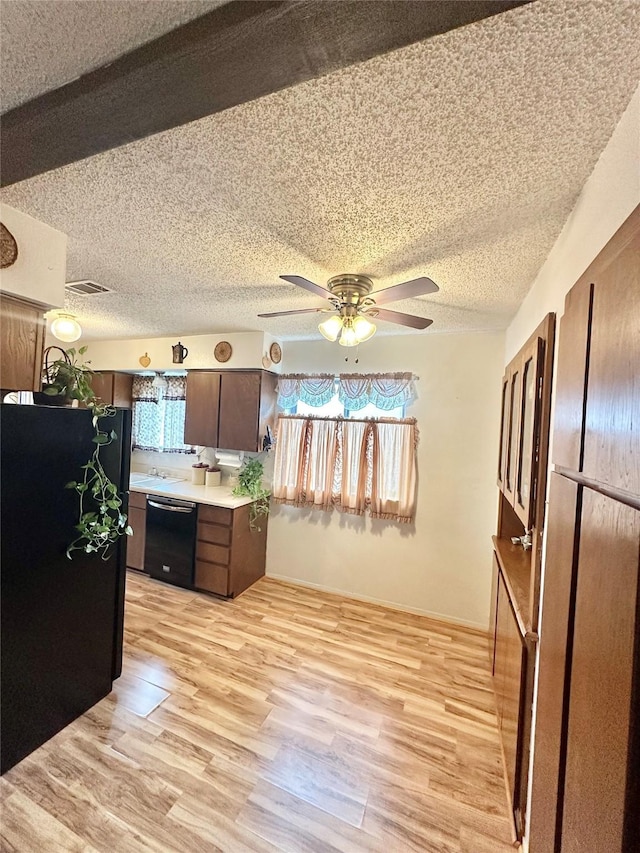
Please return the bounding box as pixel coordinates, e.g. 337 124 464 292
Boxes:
129 478 254 509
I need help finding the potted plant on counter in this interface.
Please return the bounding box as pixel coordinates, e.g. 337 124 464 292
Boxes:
232 457 270 531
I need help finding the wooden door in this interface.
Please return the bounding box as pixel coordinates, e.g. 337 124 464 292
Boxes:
184 371 221 447
218 371 261 451
561 492 640 853
0 293 46 392
514 337 543 529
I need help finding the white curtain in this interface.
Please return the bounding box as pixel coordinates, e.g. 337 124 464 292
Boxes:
370 420 418 523
272 414 418 523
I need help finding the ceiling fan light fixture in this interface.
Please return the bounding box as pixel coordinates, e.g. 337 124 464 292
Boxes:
338 320 358 347
50 312 82 343
318 314 343 342
351 314 377 343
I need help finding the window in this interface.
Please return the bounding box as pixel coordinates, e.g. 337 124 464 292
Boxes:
131 375 193 453
273 372 419 523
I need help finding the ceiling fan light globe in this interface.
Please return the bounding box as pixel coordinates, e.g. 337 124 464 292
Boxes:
352 315 376 343
318 314 343 342
50 313 82 342
338 324 358 347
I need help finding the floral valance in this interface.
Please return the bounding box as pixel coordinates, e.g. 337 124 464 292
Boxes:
276 372 417 412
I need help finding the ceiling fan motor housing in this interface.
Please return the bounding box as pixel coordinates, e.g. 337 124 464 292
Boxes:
327 274 374 312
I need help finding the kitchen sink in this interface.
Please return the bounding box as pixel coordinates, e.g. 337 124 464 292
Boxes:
130 473 185 486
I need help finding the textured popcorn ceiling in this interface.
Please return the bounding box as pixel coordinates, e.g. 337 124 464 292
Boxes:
0 0 225 111
1 0 639 341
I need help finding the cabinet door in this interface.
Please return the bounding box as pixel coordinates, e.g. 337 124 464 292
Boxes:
90 372 115 404
562 491 639 853
504 358 521 508
218 372 261 451
494 572 526 830
497 373 510 491
126 504 147 571
184 371 221 447
0 293 45 391
514 338 543 529
582 229 640 494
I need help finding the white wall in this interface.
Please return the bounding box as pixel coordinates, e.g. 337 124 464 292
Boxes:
506 82 640 362
266 331 504 629
77 331 282 373
0 203 67 308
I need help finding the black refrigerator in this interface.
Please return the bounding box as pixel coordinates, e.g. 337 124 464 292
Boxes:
0 403 132 774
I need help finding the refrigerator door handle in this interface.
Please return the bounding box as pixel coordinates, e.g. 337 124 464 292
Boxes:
147 500 194 513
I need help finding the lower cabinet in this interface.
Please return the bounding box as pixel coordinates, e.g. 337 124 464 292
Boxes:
492 555 536 839
126 491 147 571
195 502 267 598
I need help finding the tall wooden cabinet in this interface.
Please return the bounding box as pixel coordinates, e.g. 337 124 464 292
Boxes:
0 293 46 392
491 312 555 840
184 369 277 452
529 205 640 853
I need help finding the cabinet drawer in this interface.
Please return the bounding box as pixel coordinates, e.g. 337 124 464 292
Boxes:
195 561 228 596
197 522 231 547
128 490 147 510
196 540 230 566
198 504 232 527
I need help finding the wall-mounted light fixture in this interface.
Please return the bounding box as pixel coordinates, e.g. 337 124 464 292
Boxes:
50 312 82 342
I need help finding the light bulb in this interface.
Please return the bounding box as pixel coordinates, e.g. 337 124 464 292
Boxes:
50 313 82 342
318 314 343 342
339 321 358 347
352 315 377 343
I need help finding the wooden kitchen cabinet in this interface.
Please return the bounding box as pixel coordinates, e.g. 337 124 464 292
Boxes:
491 312 554 842
0 293 46 392
195 502 267 598
91 372 133 407
126 490 147 572
184 370 276 452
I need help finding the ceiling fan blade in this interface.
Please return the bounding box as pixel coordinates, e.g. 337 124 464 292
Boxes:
371 276 439 305
258 308 326 318
280 275 332 299
372 307 433 329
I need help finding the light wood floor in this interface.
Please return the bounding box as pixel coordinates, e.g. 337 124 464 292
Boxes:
1 573 515 852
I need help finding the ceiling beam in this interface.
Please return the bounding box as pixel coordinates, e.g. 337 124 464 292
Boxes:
0 0 531 187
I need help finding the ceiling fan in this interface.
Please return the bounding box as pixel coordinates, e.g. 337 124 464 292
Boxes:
258 274 439 347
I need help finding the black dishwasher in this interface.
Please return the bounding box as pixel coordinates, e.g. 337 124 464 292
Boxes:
145 495 197 589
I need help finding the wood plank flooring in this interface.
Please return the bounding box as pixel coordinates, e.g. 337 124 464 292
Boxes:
1 573 515 852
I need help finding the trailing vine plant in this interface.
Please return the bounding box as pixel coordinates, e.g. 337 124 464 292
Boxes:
232 457 270 531
44 346 132 559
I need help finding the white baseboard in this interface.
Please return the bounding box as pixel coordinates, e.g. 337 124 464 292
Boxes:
265 571 488 633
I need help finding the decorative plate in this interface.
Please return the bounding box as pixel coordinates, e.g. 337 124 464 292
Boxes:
262 354 272 369
269 342 282 364
0 223 18 269
214 341 232 363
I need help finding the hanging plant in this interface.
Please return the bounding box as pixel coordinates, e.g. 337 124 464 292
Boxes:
232 457 270 531
43 346 132 559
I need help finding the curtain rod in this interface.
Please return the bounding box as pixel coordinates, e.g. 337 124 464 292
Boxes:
277 414 417 426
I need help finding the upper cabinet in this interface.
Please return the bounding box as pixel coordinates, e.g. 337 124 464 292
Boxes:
498 319 552 533
0 293 46 392
91 372 133 408
185 370 277 452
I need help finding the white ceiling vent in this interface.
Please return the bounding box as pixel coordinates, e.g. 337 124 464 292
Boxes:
65 279 110 295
